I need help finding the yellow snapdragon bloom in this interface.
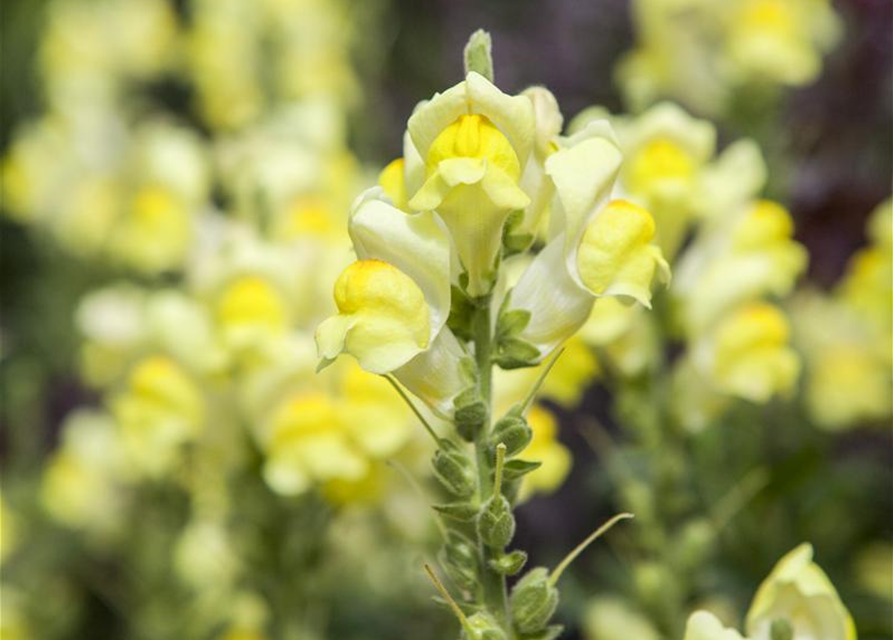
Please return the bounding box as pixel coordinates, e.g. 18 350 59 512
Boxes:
261 392 367 496
507 123 669 360
316 189 471 415
675 199 807 335
110 355 205 477
708 302 800 402
577 200 668 305
618 103 716 256
618 0 840 115
726 0 841 87
215 275 291 361
807 345 890 429
683 611 746 640
839 199 892 337
40 410 126 534
584 596 661 640
407 72 535 295
518 406 572 500
320 260 431 373
746 543 856 640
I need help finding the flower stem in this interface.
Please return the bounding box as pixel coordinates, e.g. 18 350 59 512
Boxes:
470 295 510 629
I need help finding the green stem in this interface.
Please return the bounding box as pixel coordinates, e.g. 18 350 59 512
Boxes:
470 295 510 630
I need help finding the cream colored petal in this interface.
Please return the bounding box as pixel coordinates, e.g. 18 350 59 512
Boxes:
466 71 535 167
509 234 596 358
683 611 746 640
407 82 469 159
349 187 452 337
544 126 623 269
392 327 471 418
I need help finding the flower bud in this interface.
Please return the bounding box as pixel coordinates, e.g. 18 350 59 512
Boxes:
510 567 559 634
454 387 488 441
488 414 532 457
432 441 476 498
465 611 507 640
443 531 479 592
478 494 515 549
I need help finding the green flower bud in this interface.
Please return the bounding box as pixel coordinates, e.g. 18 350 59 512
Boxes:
510 567 559 634
443 531 479 591
488 549 527 576
433 441 476 498
478 494 515 549
488 414 532 457
454 387 488 441
464 611 507 640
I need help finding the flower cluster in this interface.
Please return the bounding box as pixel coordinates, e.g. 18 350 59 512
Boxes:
569 103 807 429
315 32 668 639
684 544 855 640
792 198 892 430
618 0 841 115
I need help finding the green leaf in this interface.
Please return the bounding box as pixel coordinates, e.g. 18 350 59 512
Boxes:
496 309 532 341
502 459 542 480
494 338 541 370
432 502 480 522
447 285 475 341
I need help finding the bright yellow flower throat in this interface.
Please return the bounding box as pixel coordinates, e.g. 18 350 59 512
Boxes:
427 114 520 180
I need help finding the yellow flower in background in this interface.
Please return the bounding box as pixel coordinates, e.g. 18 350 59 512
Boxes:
215 275 290 358
839 199 893 337
261 392 368 496
39 0 177 108
40 410 127 535
806 345 890 429
682 543 856 640
707 302 800 403
110 355 205 478
584 596 661 640
618 0 841 115
683 611 746 640
726 0 841 87
108 185 193 273
674 198 807 336
792 200 891 431
746 543 856 640
518 406 572 500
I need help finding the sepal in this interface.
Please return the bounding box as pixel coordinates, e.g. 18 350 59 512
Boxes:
432 440 476 498
464 611 507 640
488 414 532 457
454 387 489 441
510 567 559 634
489 549 528 576
477 494 515 549
433 502 481 523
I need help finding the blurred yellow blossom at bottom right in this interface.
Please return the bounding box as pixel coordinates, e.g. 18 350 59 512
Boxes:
684 543 856 640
